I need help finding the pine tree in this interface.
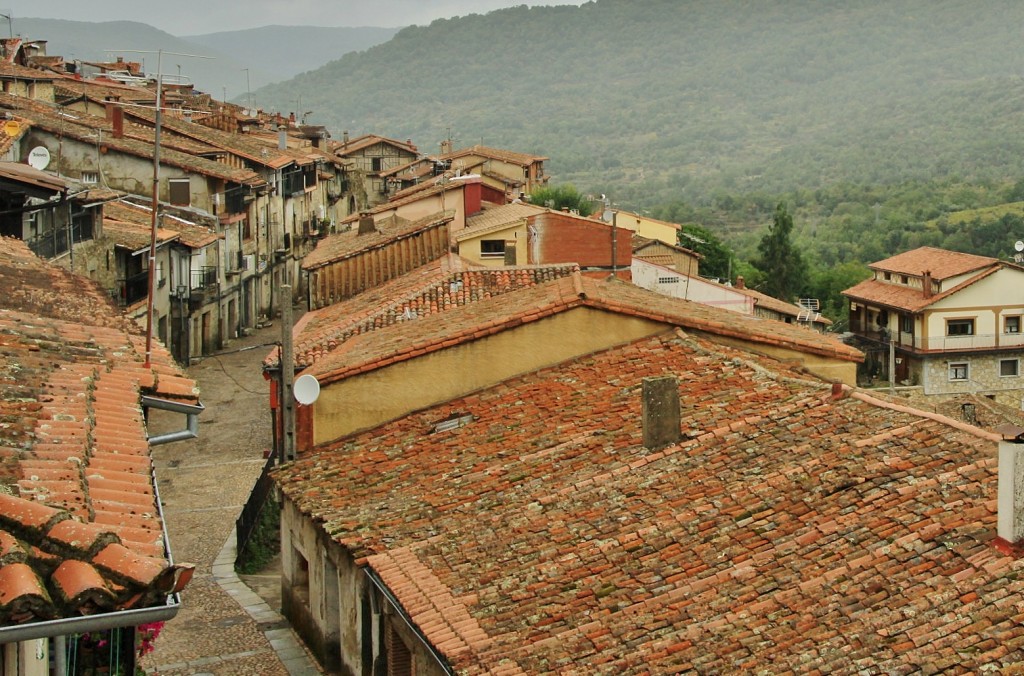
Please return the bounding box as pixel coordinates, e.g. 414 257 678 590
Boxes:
753 203 809 301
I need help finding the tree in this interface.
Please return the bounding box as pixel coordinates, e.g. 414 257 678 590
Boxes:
677 224 734 281
753 203 810 301
529 184 595 217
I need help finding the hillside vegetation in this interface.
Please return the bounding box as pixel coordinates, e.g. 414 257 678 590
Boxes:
256 0 1024 207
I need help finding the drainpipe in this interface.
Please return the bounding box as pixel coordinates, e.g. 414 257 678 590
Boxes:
142 395 205 445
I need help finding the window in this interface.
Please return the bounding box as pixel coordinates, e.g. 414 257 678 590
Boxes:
949 362 969 381
371 157 383 172
480 240 505 258
901 315 913 333
168 178 190 206
1007 316 1021 334
900 275 909 284
947 319 974 336
81 171 99 184
1001 359 1020 377
883 272 891 281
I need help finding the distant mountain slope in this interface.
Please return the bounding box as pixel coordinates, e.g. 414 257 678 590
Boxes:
251 0 1024 205
16 18 398 101
181 26 400 82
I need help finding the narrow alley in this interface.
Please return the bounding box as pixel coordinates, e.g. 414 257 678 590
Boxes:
142 318 321 676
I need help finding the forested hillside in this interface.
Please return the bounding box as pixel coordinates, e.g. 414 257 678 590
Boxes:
257 0 1024 204
254 0 1024 323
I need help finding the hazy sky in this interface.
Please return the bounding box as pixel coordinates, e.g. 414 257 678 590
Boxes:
8 1 586 35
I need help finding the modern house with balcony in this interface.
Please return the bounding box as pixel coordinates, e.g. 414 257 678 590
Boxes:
842 246 1024 405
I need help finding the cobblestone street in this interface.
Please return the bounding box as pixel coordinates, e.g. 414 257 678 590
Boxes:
141 317 321 676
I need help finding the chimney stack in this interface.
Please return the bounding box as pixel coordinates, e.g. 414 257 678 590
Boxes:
923 270 933 299
997 425 1024 547
642 376 681 450
107 104 124 139
357 212 376 236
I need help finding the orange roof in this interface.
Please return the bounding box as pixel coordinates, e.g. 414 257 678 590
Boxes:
276 258 580 370
843 265 1002 313
0 237 195 629
869 246 998 280
275 330 1006 672
439 144 548 166
303 210 454 271
307 274 861 385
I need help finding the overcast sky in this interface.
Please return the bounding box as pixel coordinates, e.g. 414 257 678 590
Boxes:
7 1 585 35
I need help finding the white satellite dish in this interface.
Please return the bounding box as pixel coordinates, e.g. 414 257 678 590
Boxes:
1015 240 1024 253
27 146 50 170
294 374 321 405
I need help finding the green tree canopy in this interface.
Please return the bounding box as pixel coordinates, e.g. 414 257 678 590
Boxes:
529 184 595 217
753 203 810 301
677 224 734 281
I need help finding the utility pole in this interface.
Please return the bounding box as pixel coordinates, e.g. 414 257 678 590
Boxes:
280 284 296 462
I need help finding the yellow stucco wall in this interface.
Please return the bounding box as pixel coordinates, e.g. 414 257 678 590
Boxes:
692 331 859 386
923 268 1024 349
313 308 667 444
613 212 680 246
456 222 527 266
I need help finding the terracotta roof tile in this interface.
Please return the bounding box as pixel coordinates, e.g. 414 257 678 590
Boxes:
277 258 580 370
306 275 861 384
275 332 1005 672
0 238 194 629
302 210 454 271
439 144 548 166
844 264 1001 313
869 246 998 279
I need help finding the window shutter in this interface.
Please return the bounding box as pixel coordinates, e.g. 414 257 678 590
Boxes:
386 623 413 676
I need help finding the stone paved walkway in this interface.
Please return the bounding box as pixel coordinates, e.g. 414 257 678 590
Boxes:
141 318 322 675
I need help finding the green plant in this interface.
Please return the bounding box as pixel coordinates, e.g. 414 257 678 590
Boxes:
236 497 281 575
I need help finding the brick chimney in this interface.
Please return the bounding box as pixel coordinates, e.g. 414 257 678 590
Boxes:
357 212 376 236
642 376 681 450
735 275 745 289
107 104 124 139
922 270 933 298
998 425 1024 548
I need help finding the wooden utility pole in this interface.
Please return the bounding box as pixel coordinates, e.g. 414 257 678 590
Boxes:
280 284 296 462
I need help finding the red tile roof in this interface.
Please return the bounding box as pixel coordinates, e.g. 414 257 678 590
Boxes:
276 258 580 370
869 246 997 280
439 144 548 166
0 237 195 628
104 200 219 250
302 211 454 271
334 134 418 158
276 331 1009 672
305 274 862 385
843 265 1001 313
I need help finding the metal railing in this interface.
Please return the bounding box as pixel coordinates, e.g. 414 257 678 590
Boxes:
114 270 149 306
191 265 218 289
855 328 1024 352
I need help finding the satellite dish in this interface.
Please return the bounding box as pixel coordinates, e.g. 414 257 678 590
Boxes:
1016 241 1024 252
27 146 50 170
294 374 320 405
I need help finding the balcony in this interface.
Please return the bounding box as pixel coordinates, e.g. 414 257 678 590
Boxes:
854 328 1024 353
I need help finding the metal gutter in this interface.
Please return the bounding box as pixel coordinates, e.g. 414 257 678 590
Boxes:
0 463 184 644
364 568 455 676
142 395 205 446
0 595 181 644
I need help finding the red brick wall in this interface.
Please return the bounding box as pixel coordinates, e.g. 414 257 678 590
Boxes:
530 212 632 278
